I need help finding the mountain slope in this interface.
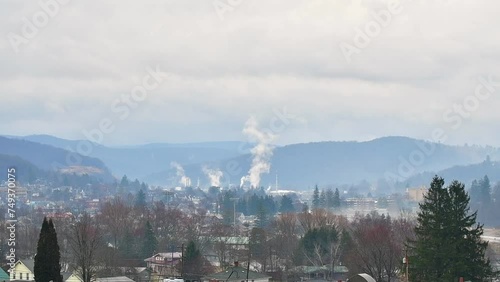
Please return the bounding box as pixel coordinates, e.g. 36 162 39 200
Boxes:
0 154 44 183
404 159 500 188
144 137 500 190
15 135 246 179
0 137 114 181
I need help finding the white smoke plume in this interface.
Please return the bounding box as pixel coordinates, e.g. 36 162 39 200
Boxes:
171 162 191 187
240 175 251 188
203 166 223 187
241 116 277 188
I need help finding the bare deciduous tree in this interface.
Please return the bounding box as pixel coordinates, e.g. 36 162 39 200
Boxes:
68 213 103 282
345 212 403 282
99 197 131 249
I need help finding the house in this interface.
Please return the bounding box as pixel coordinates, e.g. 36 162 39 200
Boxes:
9 259 81 282
9 259 34 281
62 272 83 282
144 253 182 278
0 267 10 281
201 262 270 282
121 267 152 282
407 186 427 202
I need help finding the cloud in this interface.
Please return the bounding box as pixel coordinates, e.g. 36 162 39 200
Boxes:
1 0 500 145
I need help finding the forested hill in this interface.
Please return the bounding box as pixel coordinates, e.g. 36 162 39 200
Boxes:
0 136 114 182
145 137 500 189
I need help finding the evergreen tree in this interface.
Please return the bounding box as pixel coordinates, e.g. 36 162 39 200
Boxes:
141 221 157 259
183 241 202 279
333 188 341 208
469 179 481 204
493 182 500 207
319 189 326 208
120 175 129 187
221 191 235 225
249 228 268 271
256 201 268 228
132 179 141 191
410 176 491 281
34 217 63 282
120 230 137 259
279 195 295 213
297 225 339 266
479 175 491 205
312 185 320 209
134 189 147 210
326 188 334 208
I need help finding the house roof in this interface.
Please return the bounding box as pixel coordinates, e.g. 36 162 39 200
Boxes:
15 260 34 273
96 277 135 282
144 252 182 263
347 273 376 282
62 272 81 281
119 267 150 274
202 267 270 281
0 267 10 280
290 265 349 274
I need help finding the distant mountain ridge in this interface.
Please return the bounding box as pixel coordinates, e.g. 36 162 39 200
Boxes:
0 136 114 182
144 136 500 190
404 158 500 188
4 135 500 191
9 135 248 179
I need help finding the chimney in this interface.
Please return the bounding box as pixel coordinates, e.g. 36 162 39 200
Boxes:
234 261 239 267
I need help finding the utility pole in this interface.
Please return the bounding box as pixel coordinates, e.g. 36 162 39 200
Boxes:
181 243 184 279
405 248 409 282
230 197 239 227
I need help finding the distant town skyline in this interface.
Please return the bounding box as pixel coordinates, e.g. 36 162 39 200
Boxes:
2 1 500 146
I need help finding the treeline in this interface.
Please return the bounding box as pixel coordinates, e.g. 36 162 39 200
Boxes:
312 185 341 209
469 175 500 226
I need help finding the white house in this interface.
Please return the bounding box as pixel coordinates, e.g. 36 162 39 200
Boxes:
9 259 81 282
9 260 34 281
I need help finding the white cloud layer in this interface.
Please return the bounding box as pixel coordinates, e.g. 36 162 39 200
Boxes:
1 0 500 146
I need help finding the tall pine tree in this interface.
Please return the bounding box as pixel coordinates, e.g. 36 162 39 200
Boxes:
142 220 157 259
35 217 62 282
319 189 326 208
333 188 341 208
410 176 491 281
181 241 208 280
312 185 320 209
279 195 295 213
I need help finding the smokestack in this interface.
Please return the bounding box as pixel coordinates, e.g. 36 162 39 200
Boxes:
276 172 279 191
203 166 223 187
171 162 191 188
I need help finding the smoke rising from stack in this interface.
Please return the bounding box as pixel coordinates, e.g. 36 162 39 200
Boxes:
203 166 223 187
171 162 191 187
241 116 277 188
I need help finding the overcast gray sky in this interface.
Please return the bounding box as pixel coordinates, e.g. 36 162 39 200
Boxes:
2 0 500 146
